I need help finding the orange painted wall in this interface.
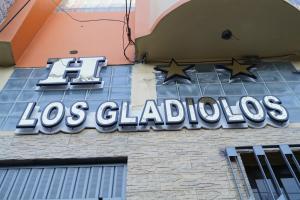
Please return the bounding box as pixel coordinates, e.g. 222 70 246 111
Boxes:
0 0 134 67
17 11 135 67
0 0 33 41
0 0 61 65
12 0 61 62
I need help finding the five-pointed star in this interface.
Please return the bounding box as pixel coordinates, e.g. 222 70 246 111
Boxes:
155 59 194 83
218 58 257 80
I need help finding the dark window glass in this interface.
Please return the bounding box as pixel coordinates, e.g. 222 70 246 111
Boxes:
241 152 300 200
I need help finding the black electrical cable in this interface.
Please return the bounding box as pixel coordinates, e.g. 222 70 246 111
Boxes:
123 0 135 63
0 0 31 33
51 0 135 63
122 14 134 63
125 0 135 45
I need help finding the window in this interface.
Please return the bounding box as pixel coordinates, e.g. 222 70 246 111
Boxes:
60 0 135 11
226 145 300 200
0 162 127 199
0 0 14 23
288 0 300 9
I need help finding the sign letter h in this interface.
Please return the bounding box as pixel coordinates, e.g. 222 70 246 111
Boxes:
37 57 107 86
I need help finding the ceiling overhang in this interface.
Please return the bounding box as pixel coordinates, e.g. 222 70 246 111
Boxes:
135 0 300 64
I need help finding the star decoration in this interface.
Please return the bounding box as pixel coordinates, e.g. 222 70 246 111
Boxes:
155 59 194 83
217 58 257 80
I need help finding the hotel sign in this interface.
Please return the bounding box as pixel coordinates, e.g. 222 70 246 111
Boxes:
15 57 289 135
16 96 289 135
36 57 107 88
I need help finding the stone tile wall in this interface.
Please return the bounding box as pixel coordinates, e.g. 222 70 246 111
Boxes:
0 125 299 199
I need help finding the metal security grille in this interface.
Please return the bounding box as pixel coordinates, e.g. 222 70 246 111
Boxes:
0 164 127 200
226 144 300 200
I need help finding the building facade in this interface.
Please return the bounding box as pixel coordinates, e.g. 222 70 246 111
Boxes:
0 0 300 199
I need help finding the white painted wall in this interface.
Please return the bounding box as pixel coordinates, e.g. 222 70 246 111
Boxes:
149 0 181 24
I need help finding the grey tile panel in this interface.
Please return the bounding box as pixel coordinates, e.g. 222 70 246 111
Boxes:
17 90 42 102
3 79 27 90
0 103 13 116
197 72 219 83
10 69 33 79
110 87 131 100
0 65 132 130
156 62 300 123
86 88 110 101
201 83 224 96
2 62 300 130
178 84 201 97
265 82 293 95
258 70 283 82
157 85 178 98
10 102 30 116
244 83 269 95
2 116 20 131
111 76 131 86
0 91 20 102
63 90 88 101
222 84 247 96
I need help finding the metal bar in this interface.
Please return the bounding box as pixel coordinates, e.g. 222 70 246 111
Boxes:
292 155 300 174
226 147 238 157
279 144 300 190
226 155 243 200
236 154 255 199
263 154 285 200
286 146 300 177
253 146 276 200
226 147 243 200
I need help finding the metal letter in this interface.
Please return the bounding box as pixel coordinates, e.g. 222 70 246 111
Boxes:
240 96 266 123
16 102 38 128
37 57 106 86
96 101 119 127
219 97 245 124
186 98 198 124
198 97 221 123
41 102 65 128
71 57 106 85
263 96 289 123
164 99 185 125
139 100 164 125
66 101 89 128
119 101 138 126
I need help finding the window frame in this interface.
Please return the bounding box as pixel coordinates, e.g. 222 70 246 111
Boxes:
226 144 300 200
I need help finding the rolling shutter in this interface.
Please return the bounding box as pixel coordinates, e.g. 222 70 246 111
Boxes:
0 163 126 200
